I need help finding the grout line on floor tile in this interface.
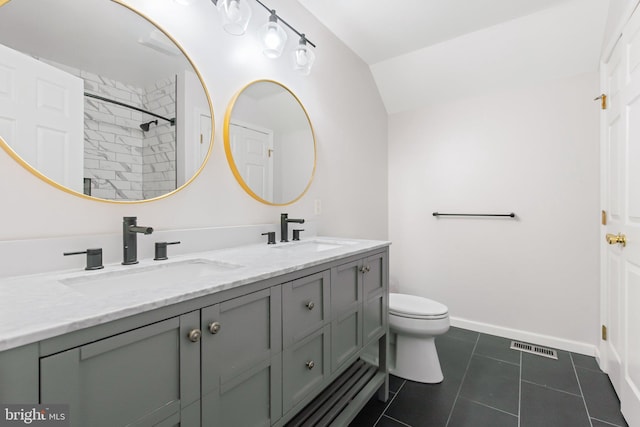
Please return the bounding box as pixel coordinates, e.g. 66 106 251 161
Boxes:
520 379 583 398
518 350 522 427
464 397 519 418
374 379 406 427
570 353 594 427
473 353 520 367
380 414 412 427
444 331 480 427
591 416 625 427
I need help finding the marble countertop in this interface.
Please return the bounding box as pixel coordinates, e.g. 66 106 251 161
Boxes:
0 237 390 352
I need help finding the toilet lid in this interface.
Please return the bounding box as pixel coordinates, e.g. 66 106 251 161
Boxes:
389 293 448 318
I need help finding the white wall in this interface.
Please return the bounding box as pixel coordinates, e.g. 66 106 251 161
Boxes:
388 72 601 353
0 0 388 242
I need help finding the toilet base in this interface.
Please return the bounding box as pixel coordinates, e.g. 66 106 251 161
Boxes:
391 334 443 384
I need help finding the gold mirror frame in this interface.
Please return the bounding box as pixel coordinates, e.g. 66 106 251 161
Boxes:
0 0 214 204
223 80 316 206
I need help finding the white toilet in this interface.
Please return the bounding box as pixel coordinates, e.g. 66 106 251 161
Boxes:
389 293 450 383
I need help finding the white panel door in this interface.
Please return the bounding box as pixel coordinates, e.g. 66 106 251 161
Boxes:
198 111 211 166
0 43 83 192
229 120 273 201
602 6 640 425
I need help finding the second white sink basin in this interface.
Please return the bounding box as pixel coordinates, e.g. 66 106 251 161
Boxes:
60 259 242 296
274 238 359 253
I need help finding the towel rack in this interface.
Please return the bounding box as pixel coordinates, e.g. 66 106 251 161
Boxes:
432 212 516 218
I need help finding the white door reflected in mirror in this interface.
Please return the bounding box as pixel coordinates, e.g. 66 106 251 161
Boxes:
224 80 316 206
0 0 213 202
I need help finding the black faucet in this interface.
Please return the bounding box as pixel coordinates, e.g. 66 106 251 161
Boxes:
280 213 305 242
122 216 153 265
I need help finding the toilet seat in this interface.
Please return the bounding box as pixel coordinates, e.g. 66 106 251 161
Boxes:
389 293 448 320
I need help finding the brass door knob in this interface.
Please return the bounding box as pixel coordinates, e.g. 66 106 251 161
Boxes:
606 233 627 247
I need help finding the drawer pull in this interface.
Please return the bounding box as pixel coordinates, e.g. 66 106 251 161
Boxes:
306 360 315 370
306 301 315 310
187 329 202 342
208 322 221 334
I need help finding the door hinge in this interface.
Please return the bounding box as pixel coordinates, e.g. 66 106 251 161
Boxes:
595 94 607 110
602 210 607 225
602 325 608 341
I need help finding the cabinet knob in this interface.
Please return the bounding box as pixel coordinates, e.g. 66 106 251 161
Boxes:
360 265 370 273
208 322 221 334
187 329 202 342
306 360 315 370
306 301 315 310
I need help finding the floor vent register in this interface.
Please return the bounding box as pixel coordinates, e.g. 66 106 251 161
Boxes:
510 340 558 360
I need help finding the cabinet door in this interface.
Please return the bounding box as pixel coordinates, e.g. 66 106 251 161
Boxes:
330 260 363 372
363 252 388 345
201 287 282 426
282 270 330 347
283 325 331 413
40 311 201 427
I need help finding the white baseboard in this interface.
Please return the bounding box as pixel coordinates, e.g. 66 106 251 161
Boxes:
450 316 597 357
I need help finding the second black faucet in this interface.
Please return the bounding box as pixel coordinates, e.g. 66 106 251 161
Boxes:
280 213 305 242
122 216 153 265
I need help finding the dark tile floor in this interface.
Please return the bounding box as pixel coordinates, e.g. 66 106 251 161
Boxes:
350 327 628 427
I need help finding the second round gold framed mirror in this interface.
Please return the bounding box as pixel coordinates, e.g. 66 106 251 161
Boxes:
223 80 316 206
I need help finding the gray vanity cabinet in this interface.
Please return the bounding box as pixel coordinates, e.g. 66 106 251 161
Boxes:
0 245 389 427
39 311 201 427
201 287 282 427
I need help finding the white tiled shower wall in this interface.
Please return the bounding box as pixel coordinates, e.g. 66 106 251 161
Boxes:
141 78 177 200
46 59 177 200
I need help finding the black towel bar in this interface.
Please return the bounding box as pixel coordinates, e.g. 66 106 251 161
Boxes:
432 212 516 218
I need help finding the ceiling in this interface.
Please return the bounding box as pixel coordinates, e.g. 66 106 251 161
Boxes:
299 0 611 114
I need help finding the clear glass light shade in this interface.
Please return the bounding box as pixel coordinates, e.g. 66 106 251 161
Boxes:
259 16 287 59
217 0 252 36
292 39 315 75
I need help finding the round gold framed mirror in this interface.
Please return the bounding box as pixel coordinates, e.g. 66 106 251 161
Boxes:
224 80 316 205
0 0 213 203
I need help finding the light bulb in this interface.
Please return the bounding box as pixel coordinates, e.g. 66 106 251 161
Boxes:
292 36 315 75
259 12 287 59
217 0 252 35
264 25 281 49
226 0 241 22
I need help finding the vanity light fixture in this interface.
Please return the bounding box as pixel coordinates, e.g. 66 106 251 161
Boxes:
210 0 316 74
216 0 252 35
259 10 287 58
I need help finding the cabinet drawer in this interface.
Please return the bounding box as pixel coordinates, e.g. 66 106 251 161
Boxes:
283 271 330 345
283 325 330 412
363 253 386 299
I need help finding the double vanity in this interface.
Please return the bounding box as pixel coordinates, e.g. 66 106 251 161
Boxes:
0 236 390 427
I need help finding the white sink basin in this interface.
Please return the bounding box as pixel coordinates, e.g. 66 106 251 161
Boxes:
60 259 242 296
274 239 359 253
